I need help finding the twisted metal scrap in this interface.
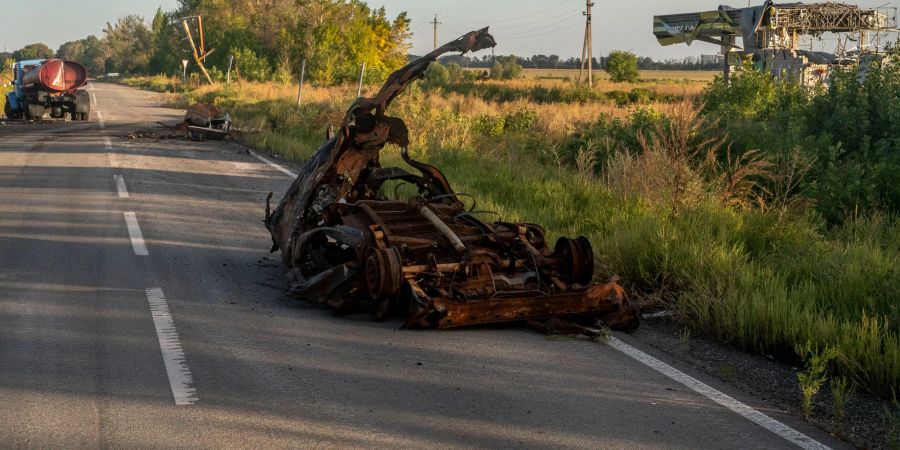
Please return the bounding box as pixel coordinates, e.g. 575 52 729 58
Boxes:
266 28 496 268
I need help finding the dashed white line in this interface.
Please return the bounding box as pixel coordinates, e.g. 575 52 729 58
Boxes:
145 288 198 406
248 149 297 178
607 337 831 450
97 111 105 129
90 92 97 107
114 175 129 198
123 212 148 256
104 137 113 150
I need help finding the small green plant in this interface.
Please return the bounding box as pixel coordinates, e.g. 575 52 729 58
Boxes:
795 341 838 419
713 363 735 382
886 388 900 450
592 323 612 344
678 327 691 351
830 377 855 434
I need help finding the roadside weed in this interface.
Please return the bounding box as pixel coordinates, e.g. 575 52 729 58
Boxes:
830 377 855 434
796 341 838 419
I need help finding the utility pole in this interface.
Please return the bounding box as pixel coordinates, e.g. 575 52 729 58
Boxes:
577 1 594 87
431 15 441 50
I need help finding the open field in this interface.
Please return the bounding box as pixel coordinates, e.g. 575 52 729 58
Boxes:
124 74 900 406
517 68 721 82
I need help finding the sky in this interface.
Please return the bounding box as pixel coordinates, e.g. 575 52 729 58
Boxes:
1 0 898 60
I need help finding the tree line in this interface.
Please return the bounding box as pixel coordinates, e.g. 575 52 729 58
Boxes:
2 0 412 85
2 2 721 87
436 53 723 71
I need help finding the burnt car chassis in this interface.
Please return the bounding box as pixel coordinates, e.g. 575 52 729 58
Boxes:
265 28 638 331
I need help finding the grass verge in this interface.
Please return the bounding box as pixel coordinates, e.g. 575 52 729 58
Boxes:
126 75 900 398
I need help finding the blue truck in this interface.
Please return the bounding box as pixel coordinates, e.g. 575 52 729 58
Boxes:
4 58 91 120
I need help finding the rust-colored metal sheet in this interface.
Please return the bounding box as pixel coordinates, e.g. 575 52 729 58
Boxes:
21 59 88 94
183 103 231 140
264 28 638 331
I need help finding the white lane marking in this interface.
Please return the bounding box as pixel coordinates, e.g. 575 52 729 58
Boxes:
97 111 105 129
90 92 97 107
145 288 198 406
248 149 297 178
608 337 831 450
114 175 129 198
104 137 112 150
123 212 149 256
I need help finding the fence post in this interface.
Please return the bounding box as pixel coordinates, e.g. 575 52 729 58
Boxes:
226 55 234 84
296 58 307 109
357 61 366 98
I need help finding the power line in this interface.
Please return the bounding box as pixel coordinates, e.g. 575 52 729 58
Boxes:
440 7 583 32
492 13 582 39
440 0 576 24
500 21 585 40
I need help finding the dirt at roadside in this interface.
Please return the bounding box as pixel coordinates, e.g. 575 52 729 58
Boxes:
633 317 897 450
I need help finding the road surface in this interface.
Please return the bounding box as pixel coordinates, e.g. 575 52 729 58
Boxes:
0 83 847 449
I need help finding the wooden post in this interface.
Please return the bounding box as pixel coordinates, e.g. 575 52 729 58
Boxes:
357 61 366 98
198 15 206 54
181 19 214 85
234 62 243 89
225 55 234 84
296 58 306 108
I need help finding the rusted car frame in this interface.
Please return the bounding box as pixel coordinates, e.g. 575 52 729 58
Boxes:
265 28 638 330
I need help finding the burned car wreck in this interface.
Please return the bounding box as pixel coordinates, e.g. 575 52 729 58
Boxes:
265 28 638 330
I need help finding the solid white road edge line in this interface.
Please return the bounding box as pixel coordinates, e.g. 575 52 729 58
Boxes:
607 337 831 450
97 111 105 129
248 149 297 178
123 212 149 256
114 175 129 198
145 288 198 406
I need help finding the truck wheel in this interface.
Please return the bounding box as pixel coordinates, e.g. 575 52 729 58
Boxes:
3 100 14 119
25 102 45 120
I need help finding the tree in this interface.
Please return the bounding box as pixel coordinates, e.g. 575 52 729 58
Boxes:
490 55 523 80
12 43 54 61
56 36 105 76
148 8 182 75
103 15 153 74
606 50 639 83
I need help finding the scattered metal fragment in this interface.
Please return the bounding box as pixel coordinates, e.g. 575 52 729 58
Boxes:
264 28 639 331
183 103 231 141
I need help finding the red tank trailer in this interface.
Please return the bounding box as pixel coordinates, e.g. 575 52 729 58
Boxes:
4 59 91 121
21 59 88 94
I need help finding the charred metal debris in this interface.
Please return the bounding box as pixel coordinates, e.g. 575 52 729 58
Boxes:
181 103 232 141
264 28 638 331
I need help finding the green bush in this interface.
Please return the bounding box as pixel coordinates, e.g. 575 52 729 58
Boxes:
232 47 272 82
701 52 900 224
490 55 523 80
606 51 640 83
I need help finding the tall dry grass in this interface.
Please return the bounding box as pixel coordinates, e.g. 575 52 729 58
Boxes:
123 74 900 398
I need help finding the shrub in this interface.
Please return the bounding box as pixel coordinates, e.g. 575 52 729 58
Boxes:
423 62 448 88
490 55 523 80
606 51 640 83
233 47 272 82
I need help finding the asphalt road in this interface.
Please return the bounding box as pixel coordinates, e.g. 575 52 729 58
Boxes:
0 83 849 449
